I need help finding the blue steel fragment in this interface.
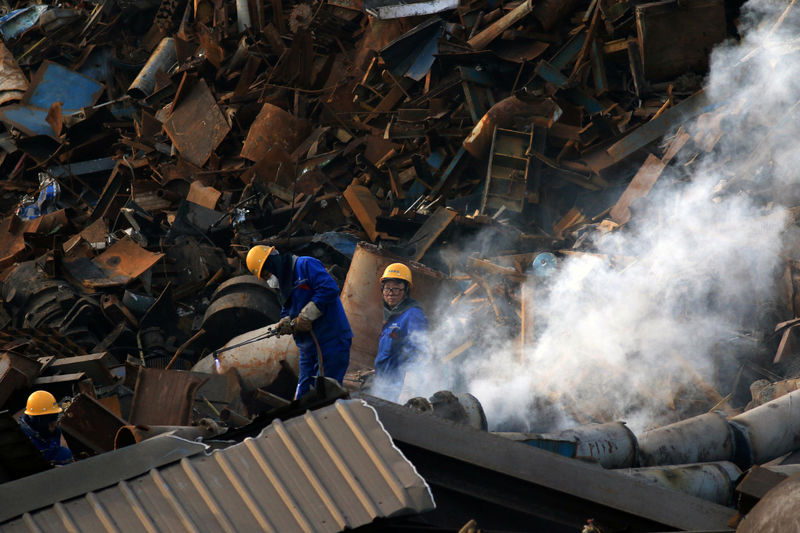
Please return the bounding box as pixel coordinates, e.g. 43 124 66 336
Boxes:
311 232 360 259
0 5 48 40
27 61 105 112
550 30 587 71
0 105 56 136
0 61 104 138
48 157 117 177
380 18 444 82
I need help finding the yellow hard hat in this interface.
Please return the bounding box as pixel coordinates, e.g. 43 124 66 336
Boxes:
246 245 275 279
381 263 412 287
25 390 62 416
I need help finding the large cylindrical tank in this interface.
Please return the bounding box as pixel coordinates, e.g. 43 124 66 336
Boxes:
498 421 638 468
637 412 735 466
192 323 299 390
340 242 452 371
729 388 800 467
621 462 742 506
201 275 282 350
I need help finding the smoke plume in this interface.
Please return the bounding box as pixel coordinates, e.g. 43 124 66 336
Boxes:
383 0 800 433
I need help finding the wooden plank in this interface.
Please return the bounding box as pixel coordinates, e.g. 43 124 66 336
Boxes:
635 0 726 82
343 182 383 241
404 207 457 261
609 153 665 225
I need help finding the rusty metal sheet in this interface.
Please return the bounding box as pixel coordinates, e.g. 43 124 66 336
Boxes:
240 102 311 162
609 153 665 224
0 40 28 105
738 472 800 533
186 180 221 209
128 368 209 426
63 237 164 289
60 393 127 454
163 80 230 167
0 352 41 408
0 60 104 137
0 214 53 271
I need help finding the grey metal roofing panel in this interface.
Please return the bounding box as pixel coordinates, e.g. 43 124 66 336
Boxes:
0 434 208 522
2 399 435 532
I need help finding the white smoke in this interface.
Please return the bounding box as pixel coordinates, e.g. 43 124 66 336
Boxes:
385 0 800 433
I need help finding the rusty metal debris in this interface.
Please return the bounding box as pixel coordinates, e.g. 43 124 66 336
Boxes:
0 0 799 530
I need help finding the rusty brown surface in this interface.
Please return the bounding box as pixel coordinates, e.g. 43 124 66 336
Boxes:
240 103 311 162
69 237 164 289
61 393 127 453
128 368 209 426
164 80 231 167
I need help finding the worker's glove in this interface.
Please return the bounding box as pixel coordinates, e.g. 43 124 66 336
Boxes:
293 302 322 333
276 316 294 336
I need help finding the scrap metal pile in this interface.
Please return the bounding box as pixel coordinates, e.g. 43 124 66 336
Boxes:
1 0 800 529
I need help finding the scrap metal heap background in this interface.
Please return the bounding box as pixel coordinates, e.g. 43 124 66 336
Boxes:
1 0 800 530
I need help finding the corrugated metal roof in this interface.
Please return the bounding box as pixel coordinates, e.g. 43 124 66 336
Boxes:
1 399 435 532
0 434 208 522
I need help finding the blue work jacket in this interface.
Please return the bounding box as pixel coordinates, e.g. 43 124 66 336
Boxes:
375 300 428 378
281 256 353 355
19 415 72 465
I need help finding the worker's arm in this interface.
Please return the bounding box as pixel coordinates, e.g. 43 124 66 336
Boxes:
300 257 341 307
292 257 340 331
402 307 429 362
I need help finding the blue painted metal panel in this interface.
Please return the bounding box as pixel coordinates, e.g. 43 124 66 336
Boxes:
519 438 577 458
381 18 443 82
457 66 494 87
535 61 569 87
312 232 360 258
550 30 586 71
0 5 47 40
27 61 104 112
435 146 467 192
0 105 55 136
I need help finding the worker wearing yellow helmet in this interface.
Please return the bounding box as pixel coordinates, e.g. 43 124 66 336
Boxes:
246 245 352 399
18 390 72 465
374 262 429 401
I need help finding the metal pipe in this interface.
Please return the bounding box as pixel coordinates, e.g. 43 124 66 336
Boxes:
127 37 176 99
729 388 800 467
114 419 225 449
498 421 638 468
236 0 251 33
191 323 300 391
220 407 252 428
164 328 205 370
620 462 742 506
637 412 735 467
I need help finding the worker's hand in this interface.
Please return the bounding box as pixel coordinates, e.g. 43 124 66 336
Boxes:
293 315 313 332
276 316 294 336
293 301 321 333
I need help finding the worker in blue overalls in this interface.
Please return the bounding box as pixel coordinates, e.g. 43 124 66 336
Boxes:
246 245 352 399
18 390 72 465
374 263 429 401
